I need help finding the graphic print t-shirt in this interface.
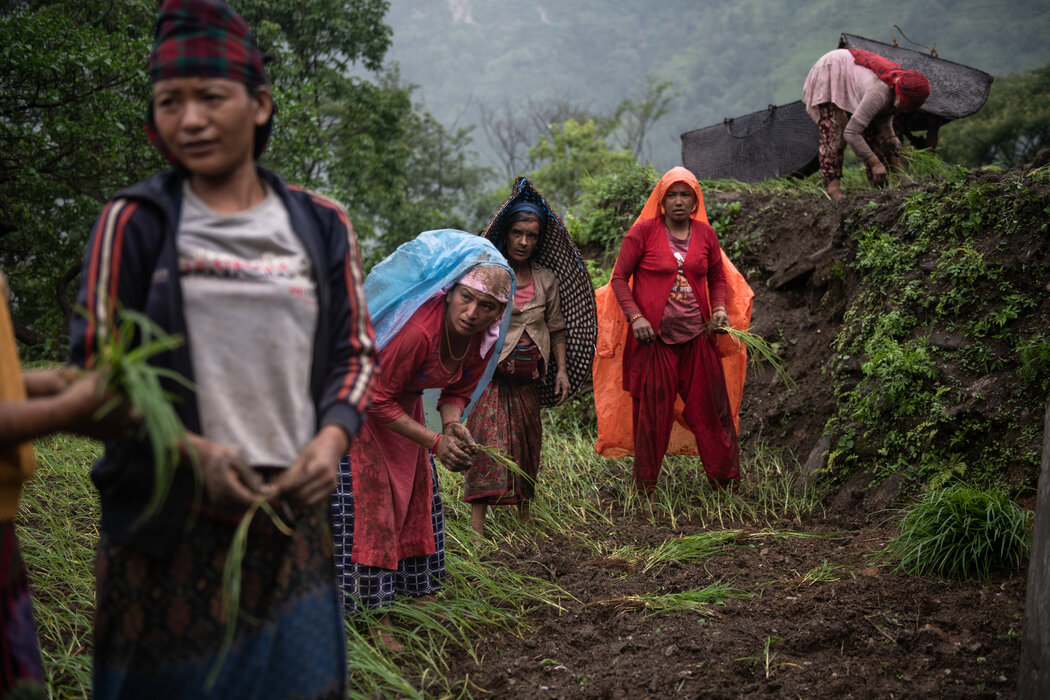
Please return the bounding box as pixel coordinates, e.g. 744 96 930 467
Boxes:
658 230 704 344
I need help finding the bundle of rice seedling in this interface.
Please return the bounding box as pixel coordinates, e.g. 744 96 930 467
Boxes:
714 326 795 389
92 308 195 520
468 442 535 488
883 483 1033 580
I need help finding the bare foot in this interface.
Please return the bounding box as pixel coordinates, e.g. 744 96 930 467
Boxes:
518 500 531 523
374 615 403 653
471 503 487 545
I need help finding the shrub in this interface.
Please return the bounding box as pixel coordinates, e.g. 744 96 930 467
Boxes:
884 484 1033 580
569 162 657 260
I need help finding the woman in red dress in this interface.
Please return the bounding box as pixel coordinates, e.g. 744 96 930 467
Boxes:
609 167 740 494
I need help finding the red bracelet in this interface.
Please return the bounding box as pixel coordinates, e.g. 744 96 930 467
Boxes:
430 433 442 453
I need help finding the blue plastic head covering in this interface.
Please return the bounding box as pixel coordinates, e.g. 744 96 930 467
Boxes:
364 229 516 419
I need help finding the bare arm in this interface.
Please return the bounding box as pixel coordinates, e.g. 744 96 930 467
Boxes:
0 371 128 447
552 341 570 403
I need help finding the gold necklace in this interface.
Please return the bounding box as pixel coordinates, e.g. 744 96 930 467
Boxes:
443 320 468 362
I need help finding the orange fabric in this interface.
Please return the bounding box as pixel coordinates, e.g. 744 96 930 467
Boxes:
1 280 36 520
633 166 709 228
593 170 753 458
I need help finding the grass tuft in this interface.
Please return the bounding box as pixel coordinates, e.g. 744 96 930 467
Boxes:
883 483 1033 580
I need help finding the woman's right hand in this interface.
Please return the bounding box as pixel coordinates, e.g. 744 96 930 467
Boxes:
185 433 271 507
631 316 655 345
866 157 888 187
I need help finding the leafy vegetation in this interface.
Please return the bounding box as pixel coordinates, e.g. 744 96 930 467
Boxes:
820 162 1050 489
883 484 1033 580
939 62 1050 168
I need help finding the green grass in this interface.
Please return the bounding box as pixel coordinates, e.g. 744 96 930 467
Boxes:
882 483 1033 580
587 582 752 616
17 394 824 698
18 433 100 699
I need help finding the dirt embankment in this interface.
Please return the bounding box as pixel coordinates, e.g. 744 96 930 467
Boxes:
709 168 1050 511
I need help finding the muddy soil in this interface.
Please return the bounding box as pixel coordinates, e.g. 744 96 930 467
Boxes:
439 504 1023 698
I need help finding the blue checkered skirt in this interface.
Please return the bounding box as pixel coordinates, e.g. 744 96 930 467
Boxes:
331 455 445 613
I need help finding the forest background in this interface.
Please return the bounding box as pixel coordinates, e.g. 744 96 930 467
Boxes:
2 0 1049 353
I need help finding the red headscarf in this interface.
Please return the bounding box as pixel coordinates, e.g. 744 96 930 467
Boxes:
848 48 931 112
633 166 709 228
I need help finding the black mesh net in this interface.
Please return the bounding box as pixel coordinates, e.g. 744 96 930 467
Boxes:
680 101 819 183
481 177 597 408
838 33 993 120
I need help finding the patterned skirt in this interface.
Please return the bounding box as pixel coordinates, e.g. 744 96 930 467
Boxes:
1 521 45 699
331 456 445 613
463 374 543 505
92 505 345 700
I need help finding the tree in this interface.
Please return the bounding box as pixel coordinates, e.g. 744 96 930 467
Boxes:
0 1 159 352
612 78 677 162
939 63 1050 167
527 119 636 211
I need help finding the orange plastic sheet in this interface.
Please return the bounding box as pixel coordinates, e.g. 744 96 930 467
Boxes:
593 251 754 458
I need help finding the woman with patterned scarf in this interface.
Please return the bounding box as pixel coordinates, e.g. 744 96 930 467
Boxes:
463 193 570 540
69 1 377 697
803 48 931 200
332 230 513 651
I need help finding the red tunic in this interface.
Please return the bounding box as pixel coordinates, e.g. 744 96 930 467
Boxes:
610 216 726 397
349 295 491 570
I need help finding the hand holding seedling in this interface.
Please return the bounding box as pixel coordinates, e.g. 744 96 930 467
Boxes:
186 433 271 507
710 309 730 330
437 421 475 472
3 367 138 445
271 424 345 507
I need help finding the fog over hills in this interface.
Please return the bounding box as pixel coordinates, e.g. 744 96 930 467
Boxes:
378 0 1050 175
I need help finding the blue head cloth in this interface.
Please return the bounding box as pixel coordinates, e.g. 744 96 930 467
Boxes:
506 199 547 222
364 229 516 419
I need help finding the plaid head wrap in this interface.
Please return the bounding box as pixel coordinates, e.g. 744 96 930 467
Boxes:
849 48 931 112
145 0 274 162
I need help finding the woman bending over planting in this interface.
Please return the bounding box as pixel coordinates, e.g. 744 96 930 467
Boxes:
803 48 930 200
69 1 376 697
332 230 513 650
609 167 740 495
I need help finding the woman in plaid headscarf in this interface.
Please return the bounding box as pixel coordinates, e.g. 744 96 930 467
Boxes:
69 1 377 697
803 48 931 200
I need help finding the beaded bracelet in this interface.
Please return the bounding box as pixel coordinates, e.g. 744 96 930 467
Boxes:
628 313 643 323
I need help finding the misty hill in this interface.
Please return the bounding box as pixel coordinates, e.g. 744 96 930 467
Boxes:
381 0 1050 174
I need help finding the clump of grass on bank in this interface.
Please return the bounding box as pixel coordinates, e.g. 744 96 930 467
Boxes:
882 483 1033 580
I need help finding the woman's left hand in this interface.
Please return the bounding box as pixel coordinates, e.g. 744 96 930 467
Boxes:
437 422 475 471
554 369 571 404
273 425 347 507
711 310 731 330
